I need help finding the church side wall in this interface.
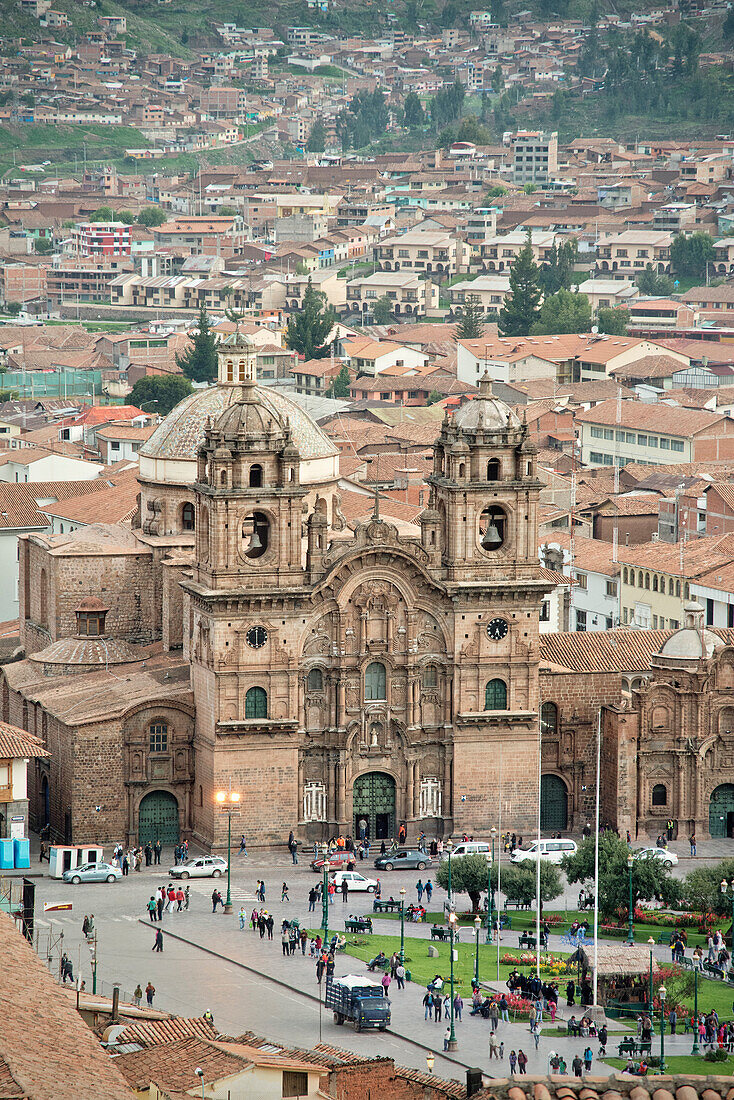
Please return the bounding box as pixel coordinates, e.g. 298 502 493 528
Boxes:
453 726 539 836
53 552 156 644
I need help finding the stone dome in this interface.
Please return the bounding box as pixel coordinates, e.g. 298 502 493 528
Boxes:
215 389 287 443
655 601 725 667
139 384 339 486
453 376 521 433
29 636 146 676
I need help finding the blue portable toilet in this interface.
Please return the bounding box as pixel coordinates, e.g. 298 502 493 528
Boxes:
13 837 30 869
0 839 13 870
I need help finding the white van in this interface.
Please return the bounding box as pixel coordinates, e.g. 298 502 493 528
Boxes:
440 841 492 862
510 838 577 864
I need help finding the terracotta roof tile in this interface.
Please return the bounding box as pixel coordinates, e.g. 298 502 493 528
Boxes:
113 1018 218 1048
0 724 49 760
575 398 725 435
540 626 734 673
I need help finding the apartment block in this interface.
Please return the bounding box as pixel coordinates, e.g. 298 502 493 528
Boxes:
346 272 439 319
596 231 672 281
374 230 468 278
72 222 132 258
512 130 558 185
480 230 556 272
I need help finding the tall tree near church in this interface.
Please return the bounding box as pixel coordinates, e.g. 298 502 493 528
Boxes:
454 293 485 340
175 305 218 384
285 278 336 360
499 231 542 336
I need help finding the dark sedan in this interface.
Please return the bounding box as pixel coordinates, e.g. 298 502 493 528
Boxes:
373 849 430 871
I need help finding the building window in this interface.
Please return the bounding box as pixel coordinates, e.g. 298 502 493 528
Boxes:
307 667 323 691
622 568 628 583
606 580 618 597
707 597 714 626
485 678 507 710
181 502 195 531
365 662 386 701
303 780 326 822
419 777 442 818
245 686 268 719
149 723 168 753
478 504 506 551
651 783 667 806
423 664 438 688
540 601 550 622
283 1071 309 1098
575 572 587 589
653 575 658 592
644 572 650 590
486 458 500 481
77 610 106 636
541 701 558 736
249 463 263 488
576 609 587 631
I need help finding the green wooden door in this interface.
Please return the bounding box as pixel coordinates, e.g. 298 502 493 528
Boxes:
540 774 568 832
138 790 180 845
353 772 396 841
709 784 734 838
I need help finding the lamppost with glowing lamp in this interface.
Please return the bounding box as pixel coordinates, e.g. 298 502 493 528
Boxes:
658 983 666 1073
215 788 240 914
426 1054 434 1074
399 887 406 965
474 916 481 985
447 909 458 1051
647 936 655 1013
626 852 635 944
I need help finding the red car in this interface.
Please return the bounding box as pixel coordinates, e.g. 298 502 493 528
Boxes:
310 850 355 872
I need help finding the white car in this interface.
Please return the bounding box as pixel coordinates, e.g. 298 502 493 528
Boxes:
510 838 578 864
634 847 678 869
169 856 227 879
62 862 122 884
330 870 378 893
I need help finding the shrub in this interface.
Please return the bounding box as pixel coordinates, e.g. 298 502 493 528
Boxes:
704 1049 729 1062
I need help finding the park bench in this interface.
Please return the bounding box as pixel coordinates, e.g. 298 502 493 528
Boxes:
505 899 532 910
431 925 450 941
345 918 372 934
617 1038 651 1057
499 912 512 930
518 931 537 949
372 899 402 914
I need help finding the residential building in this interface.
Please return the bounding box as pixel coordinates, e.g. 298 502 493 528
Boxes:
71 222 132 258
596 231 673 281
539 533 620 632
479 230 556 272
512 130 558 185
284 270 346 313
94 423 157 463
346 272 439 318
374 230 468 278
0 449 103 483
576 399 734 468
448 275 511 317
0 725 49 840
344 338 429 376
617 535 734 630
576 279 638 316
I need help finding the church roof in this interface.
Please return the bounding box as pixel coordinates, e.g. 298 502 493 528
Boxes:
29 636 146 668
139 385 338 464
540 626 734 674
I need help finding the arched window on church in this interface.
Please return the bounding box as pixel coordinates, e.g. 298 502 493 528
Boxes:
651 783 667 806
684 583 690 599
39 568 47 627
226 359 234 383
623 567 628 583
220 470 227 486
238 358 246 382
487 458 500 481
458 462 466 479
181 502 195 531
541 701 558 736
365 662 386 701
485 678 507 710
423 664 438 688
668 577 675 595
629 570 636 586
245 686 268 719
644 572 650 590
676 580 681 597
249 464 263 488
307 667 323 691
653 575 658 592
479 505 507 552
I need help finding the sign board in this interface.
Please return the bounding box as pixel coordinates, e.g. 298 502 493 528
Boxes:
43 901 73 912
10 820 25 840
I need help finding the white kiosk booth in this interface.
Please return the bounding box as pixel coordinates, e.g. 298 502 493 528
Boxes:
48 845 104 879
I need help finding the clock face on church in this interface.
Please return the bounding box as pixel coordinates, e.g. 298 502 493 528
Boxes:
486 617 509 641
246 626 268 649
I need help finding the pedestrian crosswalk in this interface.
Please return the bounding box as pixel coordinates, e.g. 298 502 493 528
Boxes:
185 881 258 904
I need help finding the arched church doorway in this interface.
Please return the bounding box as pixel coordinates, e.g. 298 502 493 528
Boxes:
41 775 50 827
709 783 734 838
353 772 396 841
540 774 568 832
138 790 179 846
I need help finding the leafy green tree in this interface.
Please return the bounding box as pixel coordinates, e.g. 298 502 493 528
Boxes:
562 831 680 921
307 119 326 153
539 240 577 296
403 93 425 128
218 205 237 216
175 306 219 384
326 363 351 399
725 7 734 39
372 296 393 325
336 89 389 150
429 80 465 132
454 115 491 145
89 206 114 222
35 237 53 254
636 265 674 296
485 185 507 199
523 183 538 194
454 293 485 340
427 389 442 405
500 862 563 910
670 231 715 280
436 853 492 913
295 260 310 276
532 289 591 335
4 302 21 316
499 232 542 336
492 65 504 92
597 306 629 335
116 210 135 224
130 374 193 416
137 207 167 227
683 858 734 916
285 279 336 360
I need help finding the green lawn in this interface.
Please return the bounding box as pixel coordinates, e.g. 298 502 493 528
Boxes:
607 1055 733 1074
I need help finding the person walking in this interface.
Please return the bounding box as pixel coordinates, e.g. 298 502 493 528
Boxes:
489 1032 499 1060
239 907 246 929
395 962 405 989
425 880 433 904
423 988 433 1020
133 984 142 1007
341 879 348 904
176 887 184 912
416 879 424 903
381 972 391 996
184 886 190 911
300 929 308 956
499 993 509 1022
308 886 317 912
454 991 463 1022
508 1050 517 1075
152 929 163 952
583 1046 593 1073
154 840 161 865
266 913 274 940
167 885 176 913
434 993 442 1023
282 882 289 903
147 896 157 922
145 981 155 1006
281 926 290 957
517 1050 528 1075
572 1055 583 1078
156 891 164 921
238 834 247 855
689 833 697 856
443 1025 451 1051
532 1022 541 1050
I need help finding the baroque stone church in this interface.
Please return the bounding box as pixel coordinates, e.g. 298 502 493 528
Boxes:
3 334 554 849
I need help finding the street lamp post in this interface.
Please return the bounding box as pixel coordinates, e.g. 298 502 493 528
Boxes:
487 828 496 944
647 937 655 1014
448 910 457 1050
659 983 667 1073
216 789 241 914
691 964 699 1055
626 852 635 944
720 878 734 953
400 888 406 965
322 859 331 945
426 1053 435 1074
474 916 481 985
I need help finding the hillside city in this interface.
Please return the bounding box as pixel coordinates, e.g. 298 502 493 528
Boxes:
2 0 734 1097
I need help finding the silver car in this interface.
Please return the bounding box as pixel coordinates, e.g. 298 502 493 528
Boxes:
62 862 122 884
169 856 227 879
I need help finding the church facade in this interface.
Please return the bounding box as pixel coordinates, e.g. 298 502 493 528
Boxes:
4 335 553 849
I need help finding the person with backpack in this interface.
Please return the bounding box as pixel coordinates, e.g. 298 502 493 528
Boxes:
517 1050 528 1075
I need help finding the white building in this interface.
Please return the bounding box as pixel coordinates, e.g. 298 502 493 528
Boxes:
539 533 621 632
0 449 103 483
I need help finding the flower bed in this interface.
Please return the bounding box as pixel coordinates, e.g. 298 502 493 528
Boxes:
501 951 568 976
